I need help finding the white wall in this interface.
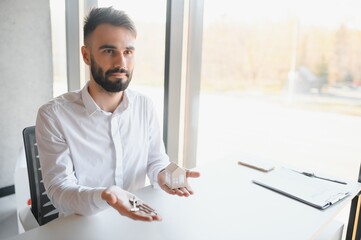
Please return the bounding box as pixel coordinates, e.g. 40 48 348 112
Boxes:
0 0 53 189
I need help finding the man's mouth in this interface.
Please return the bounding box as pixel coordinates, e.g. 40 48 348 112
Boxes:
107 68 129 78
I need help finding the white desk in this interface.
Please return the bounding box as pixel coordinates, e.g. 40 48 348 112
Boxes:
7 160 361 240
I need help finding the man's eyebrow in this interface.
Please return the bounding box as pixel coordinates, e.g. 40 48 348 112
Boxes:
99 44 116 50
126 46 135 51
98 45 135 50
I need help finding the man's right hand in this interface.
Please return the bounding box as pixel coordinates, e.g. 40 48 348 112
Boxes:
101 186 162 222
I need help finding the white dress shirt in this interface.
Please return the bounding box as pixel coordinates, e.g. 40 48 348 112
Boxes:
36 82 170 216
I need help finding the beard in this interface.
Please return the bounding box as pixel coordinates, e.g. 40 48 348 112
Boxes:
90 55 132 93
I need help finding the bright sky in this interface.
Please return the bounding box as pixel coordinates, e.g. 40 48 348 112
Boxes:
204 0 361 29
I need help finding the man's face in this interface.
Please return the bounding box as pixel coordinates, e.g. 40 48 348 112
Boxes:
84 24 136 93
90 53 133 92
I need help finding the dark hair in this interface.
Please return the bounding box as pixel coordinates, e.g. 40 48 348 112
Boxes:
83 7 137 44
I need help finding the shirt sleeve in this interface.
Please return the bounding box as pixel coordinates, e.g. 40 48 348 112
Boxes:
145 99 170 186
36 106 109 216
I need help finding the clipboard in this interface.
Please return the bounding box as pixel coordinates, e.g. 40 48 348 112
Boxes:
252 167 350 209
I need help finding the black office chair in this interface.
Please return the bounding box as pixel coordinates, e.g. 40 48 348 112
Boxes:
22 126 58 226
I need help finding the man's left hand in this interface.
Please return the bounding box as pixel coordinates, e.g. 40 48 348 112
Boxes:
157 168 200 197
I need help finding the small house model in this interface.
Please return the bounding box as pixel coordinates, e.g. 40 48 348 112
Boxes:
164 162 187 189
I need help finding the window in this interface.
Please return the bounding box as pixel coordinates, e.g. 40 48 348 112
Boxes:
179 175 184 184
197 0 361 180
50 0 68 97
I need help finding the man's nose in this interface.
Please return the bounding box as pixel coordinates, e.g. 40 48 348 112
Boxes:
113 53 126 69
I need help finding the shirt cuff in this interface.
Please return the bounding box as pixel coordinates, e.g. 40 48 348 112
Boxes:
92 187 109 210
151 164 169 188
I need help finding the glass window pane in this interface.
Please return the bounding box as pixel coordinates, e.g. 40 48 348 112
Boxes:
50 0 68 97
198 0 361 181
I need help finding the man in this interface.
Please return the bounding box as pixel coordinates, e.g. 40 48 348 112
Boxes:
36 7 200 222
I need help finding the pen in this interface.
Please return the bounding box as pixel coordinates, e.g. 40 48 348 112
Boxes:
299 171 347 185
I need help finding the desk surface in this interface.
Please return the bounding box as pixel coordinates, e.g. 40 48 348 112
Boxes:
7 160 361 240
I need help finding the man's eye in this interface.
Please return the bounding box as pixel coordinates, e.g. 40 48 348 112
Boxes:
103 49 114 54
124 50 133 55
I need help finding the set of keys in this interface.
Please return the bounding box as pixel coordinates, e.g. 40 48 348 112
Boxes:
129 196 158 216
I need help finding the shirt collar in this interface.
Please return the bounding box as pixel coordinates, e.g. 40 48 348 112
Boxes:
113 92 128 115
81 81 134 116
82 82 99 116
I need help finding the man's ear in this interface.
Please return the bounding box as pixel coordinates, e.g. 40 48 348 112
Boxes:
81 46 91 66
